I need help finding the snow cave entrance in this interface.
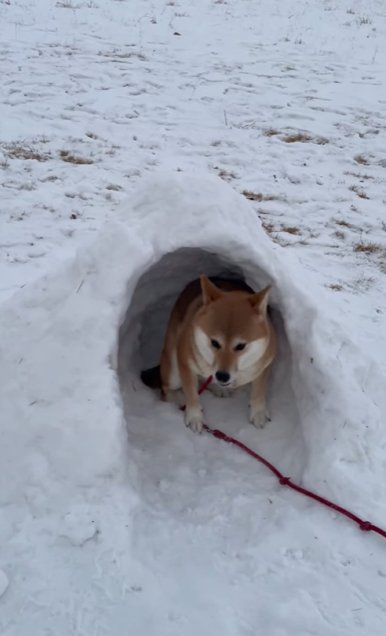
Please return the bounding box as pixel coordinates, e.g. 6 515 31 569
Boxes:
118 247 306 480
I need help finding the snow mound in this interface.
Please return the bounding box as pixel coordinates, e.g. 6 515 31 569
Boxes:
117 172 386 513
1 172 386 633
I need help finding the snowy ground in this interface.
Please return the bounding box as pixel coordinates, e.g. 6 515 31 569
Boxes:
1 0 386 634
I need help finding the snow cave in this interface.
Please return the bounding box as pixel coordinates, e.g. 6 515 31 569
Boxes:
115 172 386 514
3 171 385 537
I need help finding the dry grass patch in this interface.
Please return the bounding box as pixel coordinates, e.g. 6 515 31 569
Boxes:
354 241 382 254
60 150 93 165
354 244 386 275
260 221 284 245
358 15 371 25
379 255 386 274
218 168 236 181
354 154 370 165
3 143 51 162
281 132 329 145
56 1 78 7
263 128 280 137
280 224 301 235
344 171 373 181
40 175 59 182
335 219 354 228
283 132 312 143
100 50 146 62
242 190 279 202
350 276 375 291
261 221 275 236
349 185 369 199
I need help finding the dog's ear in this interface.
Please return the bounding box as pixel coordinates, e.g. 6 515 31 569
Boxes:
200 275 223 305
248 285 271 316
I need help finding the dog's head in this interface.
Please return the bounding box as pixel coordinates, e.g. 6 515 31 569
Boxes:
193 275 272 388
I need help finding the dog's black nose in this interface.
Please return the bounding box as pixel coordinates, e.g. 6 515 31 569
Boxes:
215 370 231 384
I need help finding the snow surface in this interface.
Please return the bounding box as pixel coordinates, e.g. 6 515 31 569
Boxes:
1 1 386 634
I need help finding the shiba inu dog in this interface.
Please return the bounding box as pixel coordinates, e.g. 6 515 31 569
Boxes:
142 275 276 433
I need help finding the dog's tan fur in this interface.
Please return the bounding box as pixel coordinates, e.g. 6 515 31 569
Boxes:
160 275 276 432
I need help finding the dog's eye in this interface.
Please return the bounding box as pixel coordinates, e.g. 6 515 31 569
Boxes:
211 339 221 349
234 343 246 351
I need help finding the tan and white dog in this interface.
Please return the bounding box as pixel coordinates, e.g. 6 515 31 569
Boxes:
153 275 276 433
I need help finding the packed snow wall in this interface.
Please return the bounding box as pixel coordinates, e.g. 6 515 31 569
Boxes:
1 172 385 524
116 173 386 521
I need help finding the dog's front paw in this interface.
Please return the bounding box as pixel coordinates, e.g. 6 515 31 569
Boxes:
184 407 204 433
249 404 270 429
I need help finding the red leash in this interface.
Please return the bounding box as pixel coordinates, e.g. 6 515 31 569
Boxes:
195 376 386 541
